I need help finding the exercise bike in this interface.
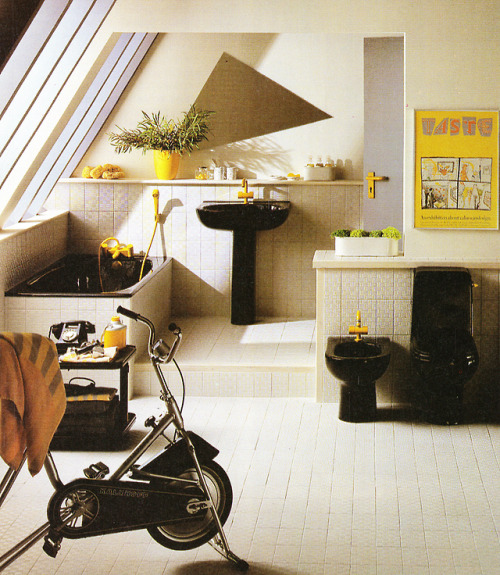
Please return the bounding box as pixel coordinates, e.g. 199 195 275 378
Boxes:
0 306 249 572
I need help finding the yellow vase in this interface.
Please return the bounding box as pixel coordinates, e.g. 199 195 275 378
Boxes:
153 150 181 180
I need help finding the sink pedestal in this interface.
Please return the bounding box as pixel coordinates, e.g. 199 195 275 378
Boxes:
231 230 256 325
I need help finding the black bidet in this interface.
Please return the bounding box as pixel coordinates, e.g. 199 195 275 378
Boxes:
325 337 391 422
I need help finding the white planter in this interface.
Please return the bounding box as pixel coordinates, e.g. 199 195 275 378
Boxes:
335 237 399 257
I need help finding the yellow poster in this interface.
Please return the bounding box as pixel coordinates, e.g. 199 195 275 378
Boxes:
415 110 499 229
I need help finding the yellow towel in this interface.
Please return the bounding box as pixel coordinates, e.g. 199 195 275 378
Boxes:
0 333 66 475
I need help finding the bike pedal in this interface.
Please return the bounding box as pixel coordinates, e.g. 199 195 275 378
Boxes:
84 461 109 479
43 529 62 558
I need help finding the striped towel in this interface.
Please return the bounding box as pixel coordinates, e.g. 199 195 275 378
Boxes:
0 333 66 475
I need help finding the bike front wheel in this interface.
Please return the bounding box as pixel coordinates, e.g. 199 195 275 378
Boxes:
147 460 232 550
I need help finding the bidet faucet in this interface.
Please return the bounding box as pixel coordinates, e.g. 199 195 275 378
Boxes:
238 178 253 204
348 310 368 342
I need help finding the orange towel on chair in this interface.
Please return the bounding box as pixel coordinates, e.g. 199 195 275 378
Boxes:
0 333 66 475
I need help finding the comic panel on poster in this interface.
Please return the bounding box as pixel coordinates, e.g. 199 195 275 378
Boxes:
421 157 492 210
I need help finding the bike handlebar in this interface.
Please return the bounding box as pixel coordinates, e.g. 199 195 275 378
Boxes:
116 306 181 364
116 305 140 321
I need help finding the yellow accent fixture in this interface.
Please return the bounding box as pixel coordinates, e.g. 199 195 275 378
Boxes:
238 178 254 204
111 244 133 258
100 237 119 256
101 237 133 259
153 150 181 180
348 310 368 342
365 171 388 199
153 188 160 222
139 189 160 281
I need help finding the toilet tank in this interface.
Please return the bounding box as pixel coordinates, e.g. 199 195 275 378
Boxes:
411 267 474 343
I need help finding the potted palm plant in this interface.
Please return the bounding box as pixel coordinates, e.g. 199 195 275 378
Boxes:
331 227 402 256
108 105 214 179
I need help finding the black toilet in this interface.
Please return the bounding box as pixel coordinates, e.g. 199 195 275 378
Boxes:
411 267 479 424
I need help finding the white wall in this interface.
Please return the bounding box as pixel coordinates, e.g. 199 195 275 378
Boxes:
79 0 499 263
76 33 364 181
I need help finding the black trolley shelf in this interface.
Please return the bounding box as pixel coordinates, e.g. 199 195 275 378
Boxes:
52 345 136 449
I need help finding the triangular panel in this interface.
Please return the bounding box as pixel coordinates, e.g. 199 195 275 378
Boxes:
195 52 331 148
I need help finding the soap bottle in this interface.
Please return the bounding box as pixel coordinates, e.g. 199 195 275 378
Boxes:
102 316 127 349
315 156 324 167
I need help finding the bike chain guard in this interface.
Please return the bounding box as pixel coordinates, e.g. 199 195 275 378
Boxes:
47 477 206 539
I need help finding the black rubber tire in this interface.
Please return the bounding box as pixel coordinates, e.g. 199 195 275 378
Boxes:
147 460 232 550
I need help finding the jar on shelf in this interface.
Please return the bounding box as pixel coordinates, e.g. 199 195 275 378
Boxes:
195 166 209 180
226 167 237 180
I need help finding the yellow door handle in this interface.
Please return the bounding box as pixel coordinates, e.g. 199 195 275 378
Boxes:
365 171 388 199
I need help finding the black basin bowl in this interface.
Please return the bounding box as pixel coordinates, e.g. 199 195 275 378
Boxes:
196 200 291 231
325 337 391 384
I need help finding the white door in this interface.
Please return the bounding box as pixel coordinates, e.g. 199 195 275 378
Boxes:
363 37 405 236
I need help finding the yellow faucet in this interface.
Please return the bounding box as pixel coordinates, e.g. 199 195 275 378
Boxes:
348 310 368 342
238 178 254 204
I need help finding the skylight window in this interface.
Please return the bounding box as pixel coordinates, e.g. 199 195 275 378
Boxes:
0 0 156 228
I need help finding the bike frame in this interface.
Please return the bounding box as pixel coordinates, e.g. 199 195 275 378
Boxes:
0 309 247 571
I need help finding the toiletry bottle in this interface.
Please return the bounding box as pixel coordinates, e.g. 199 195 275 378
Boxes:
325 156 334 167
102 316 127 349
316 156 324 167
306 156 314 167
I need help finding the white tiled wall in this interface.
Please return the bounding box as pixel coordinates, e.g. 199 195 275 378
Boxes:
46 181 363 318
0 212 68 330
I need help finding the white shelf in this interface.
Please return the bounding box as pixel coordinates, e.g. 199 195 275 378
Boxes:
59 178 363 186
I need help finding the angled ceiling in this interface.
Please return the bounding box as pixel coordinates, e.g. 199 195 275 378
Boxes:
195 52 332 148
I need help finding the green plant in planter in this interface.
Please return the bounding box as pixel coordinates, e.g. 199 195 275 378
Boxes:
108 105 214 155
330 229 351 238
381 226 402 239
350 229 369 237
330 227 401 239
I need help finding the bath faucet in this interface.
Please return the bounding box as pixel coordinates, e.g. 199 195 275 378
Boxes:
238 178 254 204
348 310 368 342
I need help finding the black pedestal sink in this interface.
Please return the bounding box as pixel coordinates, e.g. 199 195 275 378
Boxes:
196 200 291 324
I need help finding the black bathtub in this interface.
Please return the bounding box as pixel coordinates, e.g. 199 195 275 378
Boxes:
6 254 169 297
